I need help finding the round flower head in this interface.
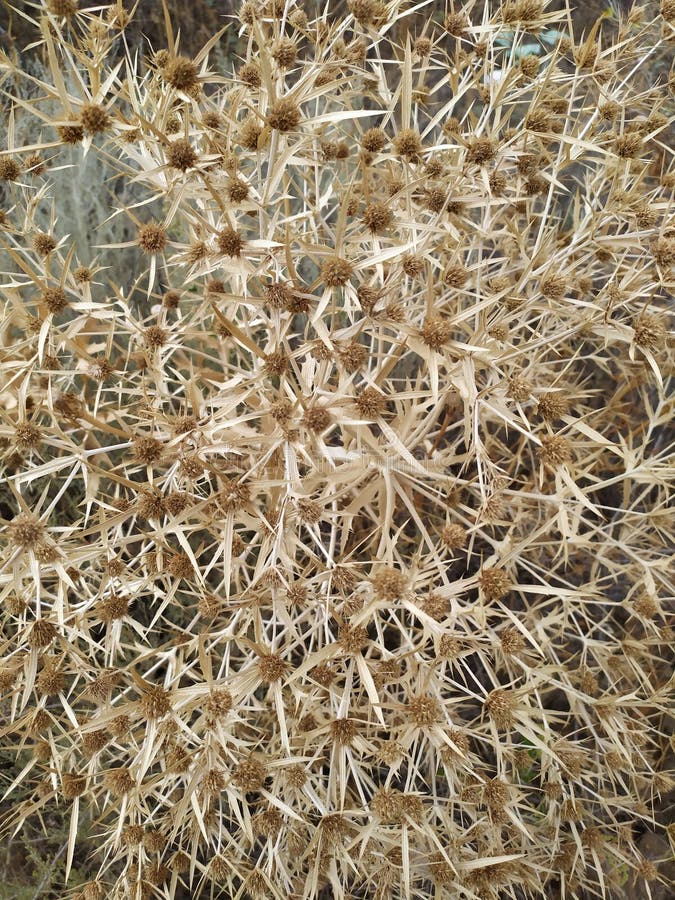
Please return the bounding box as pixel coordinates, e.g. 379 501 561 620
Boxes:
166 138 197 171
162 56 200 92
362 201 394 233
80 103 111 135
393 127 422 160
0 157 21 181
362 127 388 152
138 223 167 254
267 98 301 132
216 226 244 257
33 233 57 255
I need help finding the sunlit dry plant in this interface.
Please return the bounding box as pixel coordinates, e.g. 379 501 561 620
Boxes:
0 1 673 898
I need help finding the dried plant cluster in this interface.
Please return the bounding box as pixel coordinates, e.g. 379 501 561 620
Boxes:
0 2 673 899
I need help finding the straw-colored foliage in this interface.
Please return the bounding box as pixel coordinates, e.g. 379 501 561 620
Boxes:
0 2 673 898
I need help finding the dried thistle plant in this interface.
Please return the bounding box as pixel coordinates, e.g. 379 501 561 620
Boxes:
0 1 673 898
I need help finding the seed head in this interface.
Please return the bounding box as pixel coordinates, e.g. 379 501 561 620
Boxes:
14 422 42 449
406 695 442 729
538 434 573 467
272 37 297 68
204 689 233 724
466 136 496 165
348 0 384 25
219 477 250 512
633 313 666 352
362 127 387 152
74 265 93 283
337 623 369 655
321 256 353 287
419 316 451 350
105 767 135 796
163 289 180 309
444 11 469 37
9 514 46 549
537 391 569 420
35 660 63 700
337 340 368 372
330 717 359 746
636 857 659 881
393 128 422 160
507 376 532 402
167 552 194 579
520 54 539 77
485 688 515 729
263 351 289 377
131 436 164 465
138 223 167 254
81 729 109 755
33 233 57 255
371 566 407 601
238 62 262 88
80 103 110 135
216 226 244 257
57 123 84 144
62 773 86 799
440 523 467 550
42 287 68 314
162 56 199 92
402 254 424 278
540 272 567 300
0 157 21 181
97 593 129 623
479 567 511 601
47 0 79 14
226 177 249 203
139 685 171 718
615 132 642 159
238 116 264 151
166 138 197 171
302 406 332 433
258 652 288 683
268 98 301 132
362 201 394 232
233 757 266 791
500 627 525 655
354 387 386 418
144 325 168 349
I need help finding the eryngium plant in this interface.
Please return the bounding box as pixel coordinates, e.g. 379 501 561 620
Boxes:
0 2 673 898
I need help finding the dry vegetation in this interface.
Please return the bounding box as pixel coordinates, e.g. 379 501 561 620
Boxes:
0 1 674 898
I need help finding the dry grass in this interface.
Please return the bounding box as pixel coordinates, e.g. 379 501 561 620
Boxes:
0 2 673 899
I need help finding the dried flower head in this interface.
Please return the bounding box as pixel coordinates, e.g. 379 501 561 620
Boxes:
33 232 57 255
268 98 301 132
166 138 197 171
216 226 244 256
80 103 111 135
371 567 407 601
485 689 516 729
138 223 167 254
321 256 353 287
419 316 451 350
42 287 68 314
162 56 199 91
393 128 423 160
479 567 511 601
538 434 573 467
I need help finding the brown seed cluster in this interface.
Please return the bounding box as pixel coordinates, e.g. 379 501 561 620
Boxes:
80 104 111 135
479 567 511 601
267 98 301 132
166 139 197 171
138 223 167 254
371 567 407 601
162 56 200 91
